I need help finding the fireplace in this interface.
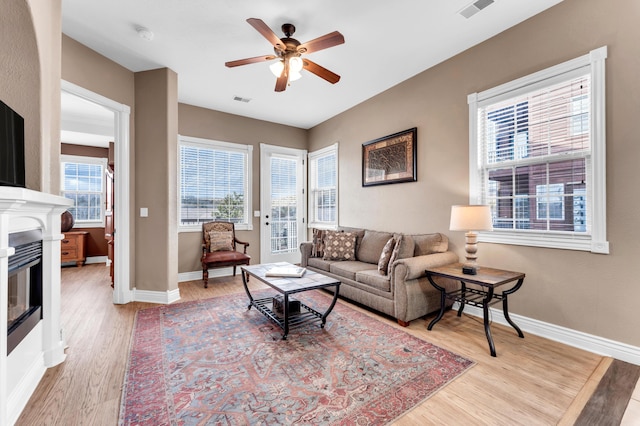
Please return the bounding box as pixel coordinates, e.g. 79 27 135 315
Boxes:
7 229 43 355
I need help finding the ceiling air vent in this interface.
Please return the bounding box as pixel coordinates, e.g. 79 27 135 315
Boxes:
459 0 495 19
233 96 251 103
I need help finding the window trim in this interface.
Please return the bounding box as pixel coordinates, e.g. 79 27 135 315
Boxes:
468 46 608 254
177 134 253 232
60 154 107 228
308 143 339 230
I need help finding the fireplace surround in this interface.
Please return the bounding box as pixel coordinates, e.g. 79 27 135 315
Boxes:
0 187 71 425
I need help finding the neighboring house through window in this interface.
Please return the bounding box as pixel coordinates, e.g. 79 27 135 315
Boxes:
61 154 107 227
308 143 338 229
468 46 608 253
178 135 253 231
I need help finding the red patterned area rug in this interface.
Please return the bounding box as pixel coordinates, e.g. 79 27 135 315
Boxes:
119 290 474 425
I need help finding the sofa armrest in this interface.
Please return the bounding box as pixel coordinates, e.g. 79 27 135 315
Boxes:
392 251 459 281
299 241 313 267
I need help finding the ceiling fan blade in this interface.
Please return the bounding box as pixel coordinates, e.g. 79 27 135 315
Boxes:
302 59 341 84
298 31 345 54
225 54 276 68
247 18 286 52
275 60 289 92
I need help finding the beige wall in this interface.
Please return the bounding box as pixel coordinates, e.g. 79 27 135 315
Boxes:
309 0 640 346
1 0 43 190
177 104 308 273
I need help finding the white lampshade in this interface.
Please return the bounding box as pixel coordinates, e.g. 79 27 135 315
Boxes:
449 205 493 232
289 71 302 81
269 60 284 77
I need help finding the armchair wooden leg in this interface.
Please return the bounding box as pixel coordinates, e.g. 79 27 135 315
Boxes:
203 267 209 289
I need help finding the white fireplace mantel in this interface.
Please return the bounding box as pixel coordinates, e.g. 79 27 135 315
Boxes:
0 187 72 426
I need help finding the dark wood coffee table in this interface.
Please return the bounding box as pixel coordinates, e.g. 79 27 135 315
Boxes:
425 263 525 357
241 262 341 340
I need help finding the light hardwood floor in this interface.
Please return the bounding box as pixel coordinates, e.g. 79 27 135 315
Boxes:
15 264 616 425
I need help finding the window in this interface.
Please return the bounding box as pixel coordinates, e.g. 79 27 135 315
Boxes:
178 135 252 230
61 155 106 227
308 143 338 229
468 46 609 253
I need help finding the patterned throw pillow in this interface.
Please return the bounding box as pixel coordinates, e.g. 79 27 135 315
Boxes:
323 231 356 261
387 235 404 275
209 230 234 252
377 237 397 275
311 228 326 258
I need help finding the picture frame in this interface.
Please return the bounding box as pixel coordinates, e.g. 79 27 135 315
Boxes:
362 127 417 187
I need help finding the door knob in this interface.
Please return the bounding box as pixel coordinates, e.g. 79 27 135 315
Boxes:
266 222 269 226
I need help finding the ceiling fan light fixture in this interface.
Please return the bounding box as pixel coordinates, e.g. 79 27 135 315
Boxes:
269 60 284 77
289 56 303 73
289 71 302 82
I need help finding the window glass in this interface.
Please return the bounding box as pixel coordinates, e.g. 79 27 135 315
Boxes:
61 156 106 225
308 144 338 228
468 46 608 253
179 136 252 230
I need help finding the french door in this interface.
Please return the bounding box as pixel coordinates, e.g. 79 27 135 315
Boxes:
260 144 307 264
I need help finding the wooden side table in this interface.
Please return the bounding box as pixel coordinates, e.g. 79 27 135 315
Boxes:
61 231 88 267
425 263 525 357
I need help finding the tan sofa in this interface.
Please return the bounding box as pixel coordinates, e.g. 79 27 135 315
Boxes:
300 227 459 326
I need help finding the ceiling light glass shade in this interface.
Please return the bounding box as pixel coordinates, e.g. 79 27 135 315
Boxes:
269 60 284 77
289 71 302 81
289 56 303 73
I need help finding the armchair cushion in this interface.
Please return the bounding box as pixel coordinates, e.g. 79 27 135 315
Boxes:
208 230 234 252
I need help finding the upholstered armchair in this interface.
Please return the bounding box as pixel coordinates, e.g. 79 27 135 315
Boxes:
201 221 250 288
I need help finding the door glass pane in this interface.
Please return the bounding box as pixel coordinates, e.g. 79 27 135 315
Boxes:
270 156 298 255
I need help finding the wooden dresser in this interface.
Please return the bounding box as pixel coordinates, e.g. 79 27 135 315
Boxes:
61 231 88 267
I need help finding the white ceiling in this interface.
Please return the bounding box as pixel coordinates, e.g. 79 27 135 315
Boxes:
61 0 564 130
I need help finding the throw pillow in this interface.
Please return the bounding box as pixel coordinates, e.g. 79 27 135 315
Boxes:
323 231 356 261
209 230 234 252
377 237 397 275
387 235 403 275
311 228 326 258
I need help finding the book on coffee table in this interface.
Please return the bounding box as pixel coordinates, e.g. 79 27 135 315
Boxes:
265 266 306 278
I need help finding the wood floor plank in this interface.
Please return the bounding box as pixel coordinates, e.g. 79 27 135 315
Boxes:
15 264 612 425
574 359 640 426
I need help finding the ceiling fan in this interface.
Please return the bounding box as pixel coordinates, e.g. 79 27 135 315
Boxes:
225 18 345 92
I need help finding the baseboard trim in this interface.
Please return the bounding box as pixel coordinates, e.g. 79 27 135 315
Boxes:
85 256 108 265
453 303 640 366
132 287 181 304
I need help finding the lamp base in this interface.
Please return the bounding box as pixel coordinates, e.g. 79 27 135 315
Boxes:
462 265 477 275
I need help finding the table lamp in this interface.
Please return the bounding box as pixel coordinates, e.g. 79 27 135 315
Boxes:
449 205 493 275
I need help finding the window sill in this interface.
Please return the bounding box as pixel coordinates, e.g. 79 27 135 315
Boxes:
307 223 338 230
478 230 609 254
69 221 104 229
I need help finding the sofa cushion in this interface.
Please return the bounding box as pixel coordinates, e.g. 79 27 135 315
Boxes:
356 269 391 292
413 233 449 256
377 237 396 275
330 261 375 281
357 230 394 264
323 231 357 261
396 234 415 260
307 257 336 272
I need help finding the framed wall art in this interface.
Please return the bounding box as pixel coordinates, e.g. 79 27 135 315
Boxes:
362 127 417 187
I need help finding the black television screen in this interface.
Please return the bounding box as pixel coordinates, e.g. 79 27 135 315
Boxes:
0 99 26 188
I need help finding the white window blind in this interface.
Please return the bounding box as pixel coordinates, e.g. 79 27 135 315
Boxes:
179 135 252 230
308 143 338 229
468 46 608 253
61 155 106 226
